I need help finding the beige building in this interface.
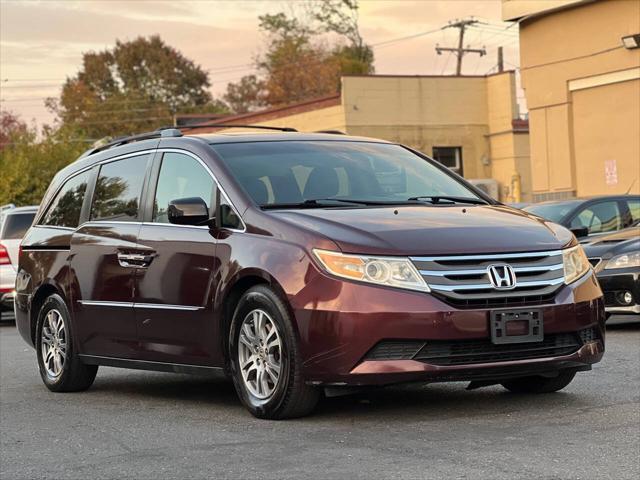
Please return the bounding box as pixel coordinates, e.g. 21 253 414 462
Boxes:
198 72 531 202
503 0 640 200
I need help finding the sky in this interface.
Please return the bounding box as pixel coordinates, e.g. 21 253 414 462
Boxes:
0 0 522 126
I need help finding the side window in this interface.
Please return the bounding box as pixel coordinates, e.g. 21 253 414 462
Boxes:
91 155 149 222
626 199 640 224
153 153 215 224
41 170 91 228
570 201 622 234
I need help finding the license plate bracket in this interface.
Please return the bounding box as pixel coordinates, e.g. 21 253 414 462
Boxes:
490 309 543 344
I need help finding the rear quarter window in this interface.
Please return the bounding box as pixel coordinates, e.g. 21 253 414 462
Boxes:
40 170 91 228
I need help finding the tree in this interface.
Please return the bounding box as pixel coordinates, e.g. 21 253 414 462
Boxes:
312 0 374 72
223 75 265 114
49 36 226 139
0 111 28 151
0 124 87 206
224 0 374 110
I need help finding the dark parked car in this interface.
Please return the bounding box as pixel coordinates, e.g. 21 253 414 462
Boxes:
15 128 605 419
524 195 640 242
584 226 639 319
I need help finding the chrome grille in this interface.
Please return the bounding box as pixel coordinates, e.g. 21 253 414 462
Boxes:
411 250 565 307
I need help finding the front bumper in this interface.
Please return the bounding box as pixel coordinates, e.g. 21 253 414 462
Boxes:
291 271 605 386
596 268 640 316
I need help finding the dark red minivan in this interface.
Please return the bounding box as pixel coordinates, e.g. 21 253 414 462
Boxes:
15 128 605 419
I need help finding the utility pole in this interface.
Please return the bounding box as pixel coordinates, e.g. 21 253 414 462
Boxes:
436 19 487 75
497 46 504 73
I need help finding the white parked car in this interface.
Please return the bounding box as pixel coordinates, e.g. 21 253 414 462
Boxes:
1 205 38 319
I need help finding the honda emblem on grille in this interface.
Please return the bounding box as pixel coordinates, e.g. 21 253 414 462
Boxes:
487 264 517 290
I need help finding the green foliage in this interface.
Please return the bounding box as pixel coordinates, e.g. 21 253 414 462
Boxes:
223 75 266 114
50 35 223 139
0 124 86 207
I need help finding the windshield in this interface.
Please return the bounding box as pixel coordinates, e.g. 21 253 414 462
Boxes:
524 201 581 223
210 141 482 207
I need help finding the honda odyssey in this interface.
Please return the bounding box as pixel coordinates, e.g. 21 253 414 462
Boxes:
15 127 605 419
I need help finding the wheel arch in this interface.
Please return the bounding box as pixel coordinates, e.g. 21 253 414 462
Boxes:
217 268 294 366
29 281 67 345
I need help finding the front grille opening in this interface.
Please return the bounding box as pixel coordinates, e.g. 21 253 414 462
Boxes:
432 291 560 309
363 328 598 366
414 333 580 366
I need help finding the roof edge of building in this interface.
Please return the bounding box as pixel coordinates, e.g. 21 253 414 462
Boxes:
201 94 341 126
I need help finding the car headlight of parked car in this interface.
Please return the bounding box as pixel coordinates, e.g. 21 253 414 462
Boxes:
604 252 640 270
563 245 590 284
313 249 430 292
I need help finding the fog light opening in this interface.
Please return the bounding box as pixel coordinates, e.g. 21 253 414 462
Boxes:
616 291 634 306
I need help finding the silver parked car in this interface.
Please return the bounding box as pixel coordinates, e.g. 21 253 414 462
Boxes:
0 205 38 319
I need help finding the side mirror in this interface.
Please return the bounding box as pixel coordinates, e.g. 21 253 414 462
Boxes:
570 227 589 239
167 197 209 226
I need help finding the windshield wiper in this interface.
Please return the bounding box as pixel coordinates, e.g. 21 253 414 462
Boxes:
407 195 487 205
261 198 424 209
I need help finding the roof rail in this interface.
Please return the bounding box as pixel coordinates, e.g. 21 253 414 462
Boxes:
81 123 297 158
84 128 183 157
179 123 297 133
314 130 345 135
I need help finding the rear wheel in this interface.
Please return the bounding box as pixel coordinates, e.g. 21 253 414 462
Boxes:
36 294 97 392
501 369 577 394
229 285 319 419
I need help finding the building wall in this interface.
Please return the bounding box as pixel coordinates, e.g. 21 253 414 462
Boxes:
226 104 346 133
514 0 640 200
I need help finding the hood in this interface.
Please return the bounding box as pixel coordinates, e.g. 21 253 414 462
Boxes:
583 227 640 259
271 204 574 256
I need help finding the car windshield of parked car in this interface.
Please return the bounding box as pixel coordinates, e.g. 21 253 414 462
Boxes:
211 141 482 207
524 201 582 223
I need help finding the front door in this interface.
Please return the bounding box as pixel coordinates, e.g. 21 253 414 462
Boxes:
70 153 152 359
134 151 218 365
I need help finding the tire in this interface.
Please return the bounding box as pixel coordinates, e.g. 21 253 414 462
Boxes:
35 294 98 392
501 369 577 394
229 285 320 419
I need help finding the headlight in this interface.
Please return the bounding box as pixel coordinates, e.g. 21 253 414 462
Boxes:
312 249 429 292
563 245 590 284
605 252 640 270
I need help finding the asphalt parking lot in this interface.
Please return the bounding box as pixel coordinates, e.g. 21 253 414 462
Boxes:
1 318 639 480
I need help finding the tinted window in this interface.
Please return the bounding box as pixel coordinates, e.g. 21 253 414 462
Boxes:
570 201 622 234
1 212 36 239
627 198 640 223
91 155 149 222
212 141 479 206
153 153 215 223
524 201 581 223
41 170 91 228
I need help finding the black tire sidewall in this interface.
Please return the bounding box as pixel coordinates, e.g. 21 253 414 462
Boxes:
229 287 295 417
35 294 75 389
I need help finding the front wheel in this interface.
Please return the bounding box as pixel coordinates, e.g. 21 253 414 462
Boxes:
36 294 98 392
501 369 577 394
229 285 319 419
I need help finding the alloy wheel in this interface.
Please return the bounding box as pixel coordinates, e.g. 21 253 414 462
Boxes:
41 309 67 378
237 309 283 399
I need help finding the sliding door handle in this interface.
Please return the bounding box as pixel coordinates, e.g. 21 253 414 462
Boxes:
117 253 155 268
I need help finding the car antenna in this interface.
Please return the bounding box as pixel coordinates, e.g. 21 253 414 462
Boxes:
626 178 637 194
